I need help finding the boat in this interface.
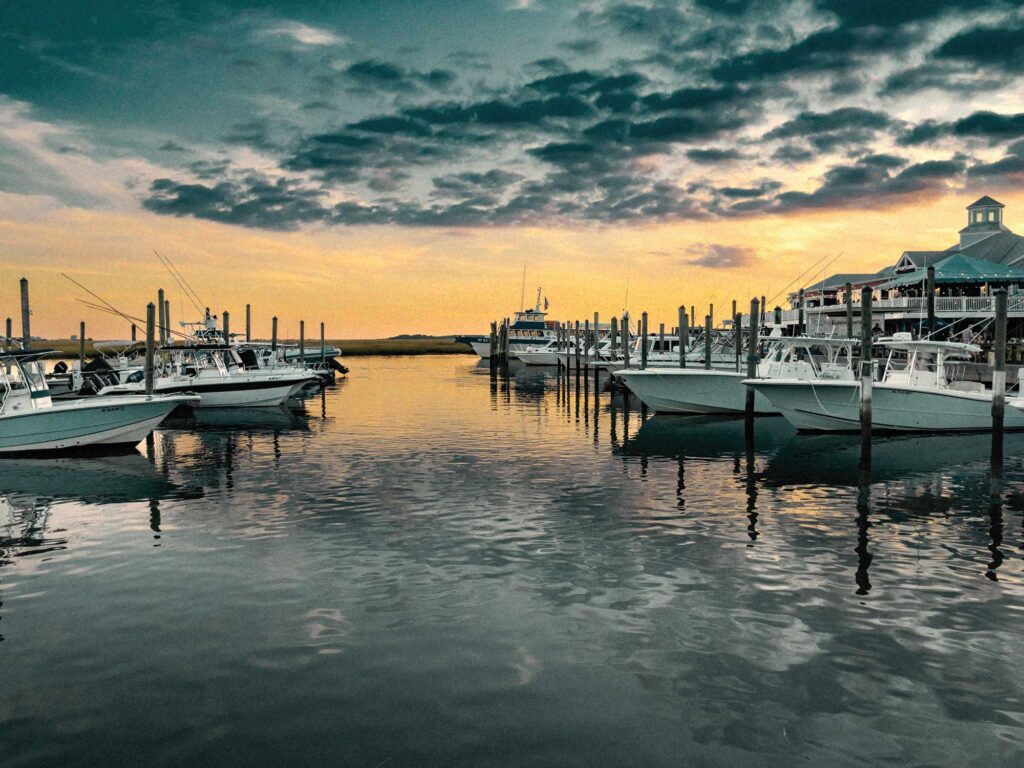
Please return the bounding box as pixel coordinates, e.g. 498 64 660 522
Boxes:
0 349 197 453
95 346 318 408
456 288 560 359
616 336 857 415
750 334 1024 432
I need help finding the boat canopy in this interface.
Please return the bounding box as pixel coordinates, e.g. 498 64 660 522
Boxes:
877 338 981 356
0 349 58 362
876 253 1024 290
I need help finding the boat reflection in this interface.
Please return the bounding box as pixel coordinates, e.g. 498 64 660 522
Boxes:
622 414 796 459
763 432 1024 487
0 452 181 504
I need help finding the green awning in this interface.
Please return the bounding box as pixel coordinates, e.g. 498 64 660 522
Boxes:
877 252 1024 290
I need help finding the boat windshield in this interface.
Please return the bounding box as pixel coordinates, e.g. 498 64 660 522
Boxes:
22 360 48 393
1 358 28 392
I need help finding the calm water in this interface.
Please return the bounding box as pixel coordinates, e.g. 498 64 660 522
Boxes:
3 355 1024 767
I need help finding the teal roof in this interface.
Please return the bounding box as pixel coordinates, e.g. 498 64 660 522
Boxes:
877 252 1024 289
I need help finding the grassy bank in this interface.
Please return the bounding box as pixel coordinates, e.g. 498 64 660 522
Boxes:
32 337 473 358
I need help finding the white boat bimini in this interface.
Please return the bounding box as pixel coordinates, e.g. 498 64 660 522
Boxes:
617 336 857 415
0 350 196 453
751 334 1024 432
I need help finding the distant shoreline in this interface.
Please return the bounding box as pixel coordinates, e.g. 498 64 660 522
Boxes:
32 337 475 358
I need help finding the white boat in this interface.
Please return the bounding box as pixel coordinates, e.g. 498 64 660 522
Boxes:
617 336 857 415
456 288 559 359
751 335 1024 432
0 350 196 453
516 340 561 366
96 346 317 408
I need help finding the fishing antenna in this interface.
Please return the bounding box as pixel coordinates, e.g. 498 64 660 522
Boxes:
74 299 197 342
62 273 140 330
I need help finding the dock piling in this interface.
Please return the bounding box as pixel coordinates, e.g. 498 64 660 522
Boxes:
845 282 854 339
20 277 30 348
223 312 230 357
746 299 759 419
860 288 873 440
320 322 326 364
926 265 936 337
157 288 165 345
246 304 252 343
678 306 688 368
622 313 630 369
584 319 591 372
640 311 648 370
734 311 742 372
704 314 712 370
165 299 171 340
271 316 278 352
797 288 805 336
993 288 1007 448
131 323 137 342
300 319 305 365
5 317 11 346
79 322 85 366
145 303 155 396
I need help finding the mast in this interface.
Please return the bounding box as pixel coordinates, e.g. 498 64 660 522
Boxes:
535 286 542 312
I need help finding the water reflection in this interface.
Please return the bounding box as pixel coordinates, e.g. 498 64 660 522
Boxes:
2 357 1024 767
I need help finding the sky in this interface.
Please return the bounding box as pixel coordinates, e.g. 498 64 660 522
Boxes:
2 0 1024 339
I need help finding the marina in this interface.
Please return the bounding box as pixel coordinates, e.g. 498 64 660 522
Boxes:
6 0 1024 762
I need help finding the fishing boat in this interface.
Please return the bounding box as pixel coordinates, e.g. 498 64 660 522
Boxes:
95 346 317 408
617 336 856 415
456 288 559 359
750 334 1024 432
0 349 196 453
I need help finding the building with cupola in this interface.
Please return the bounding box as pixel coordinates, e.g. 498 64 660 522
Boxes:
787 195 1024 339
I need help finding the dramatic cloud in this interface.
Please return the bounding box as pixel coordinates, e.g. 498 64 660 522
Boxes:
4 0 1024 231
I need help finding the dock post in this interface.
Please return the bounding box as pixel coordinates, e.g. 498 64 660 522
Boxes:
157 288 165 345
993 289 1007 463
145 303 156 396
622 313 630 369
246 304 252 342
658 322 665 360
19 277 30 348
845 282 854 339
300 319 305 365
746 298 760 420
690 305 695 330
709 303 714 333
731 300 737 327
610 316 618 354
734 311 742 372
678 306 688 368
774 306 782 330
489 321 497 360
584 319 591 373
797 288 805 335
574 320 581 372
640 311 648 369
704 315 712 370
131 323 137 342
860 288 873 441
222 312 230 366
760 295 766 327
165 299 171 341
926 265 936 338
271 316 278 352
79 321 86 366
320 322 326 364
4 317 10 346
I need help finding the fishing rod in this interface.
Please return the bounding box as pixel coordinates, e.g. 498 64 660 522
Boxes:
73 299 197 343
764 250 840 308
154 250 206 314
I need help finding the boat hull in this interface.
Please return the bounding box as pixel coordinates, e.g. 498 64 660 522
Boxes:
753 380 1024 432
0 396 193 453
516 350 560 365
616 369 779 415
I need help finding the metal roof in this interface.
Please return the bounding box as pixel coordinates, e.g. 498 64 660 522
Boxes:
967 195 1004 208
877 252 1024 289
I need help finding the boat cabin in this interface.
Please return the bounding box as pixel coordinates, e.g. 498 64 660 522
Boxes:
1 351 54 413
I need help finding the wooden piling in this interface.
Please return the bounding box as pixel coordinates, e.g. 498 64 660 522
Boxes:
5 317 11 345
797 288 805 335
746 299 759 419
690 305 695 330
860 288 873 439
678 306 688 368
641 312 649 369
223 312 230 357
320 322 326 364
165 299 171 341
622 313 630 369
157 288 165 345
734 312 742 372
926 265 936 337
574 320 581 371
845 282 854 339
246 304 252 343
610 316 618 357
489 321 498 359
760 295 766 327
20 277 30 347
145 302 156 395
658 322 665 358
131 323 137 342
300 319 305 365
79 321 86 366
709 303 714 332
584 319 591 372
704 315 712 370
271 316 278 351
993 288 1007 437
731 300 737 326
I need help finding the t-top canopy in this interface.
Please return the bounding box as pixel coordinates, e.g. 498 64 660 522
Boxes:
877 252 1024 290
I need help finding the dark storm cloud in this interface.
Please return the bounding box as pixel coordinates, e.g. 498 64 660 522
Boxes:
968 140 1024 180
344 59 457 91
899 112 1024 146
764 107 893 151
684 243 757 268
686 147 747 163
143 176 328 230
